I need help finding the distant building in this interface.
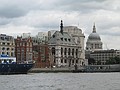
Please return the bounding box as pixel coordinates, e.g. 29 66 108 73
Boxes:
32 32 48 44
22 33 31 38
32 32 50 68
85 24 103 64
37 32 48 41
33 44 50 68
0 34 15 56
63 26 85 64
15 36 33 63
48 20 85 67
90 49 120 65
86 23 103 51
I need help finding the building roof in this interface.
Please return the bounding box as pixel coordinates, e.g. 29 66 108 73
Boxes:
48 20 77 46
88 33 101 41
87 23 101 41
48 31 77 46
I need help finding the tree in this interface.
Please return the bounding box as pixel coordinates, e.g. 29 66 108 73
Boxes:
106 56 120 64
88 58 95 65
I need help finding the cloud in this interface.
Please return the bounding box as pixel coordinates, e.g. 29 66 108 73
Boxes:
0 0 120 49
0 6 27 18
0 0 39 18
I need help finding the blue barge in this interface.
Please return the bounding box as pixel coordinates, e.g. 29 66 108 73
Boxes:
0 55 34 74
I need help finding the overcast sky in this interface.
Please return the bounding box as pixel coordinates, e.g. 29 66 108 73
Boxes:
0 0 120 49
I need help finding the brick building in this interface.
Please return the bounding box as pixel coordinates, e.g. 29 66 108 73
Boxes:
15 36 33 63
33 44 50 68
32 33 50 68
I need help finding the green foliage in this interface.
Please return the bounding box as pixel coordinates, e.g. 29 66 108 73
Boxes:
88 58 95 65
97 60 101 65
106 56 120 64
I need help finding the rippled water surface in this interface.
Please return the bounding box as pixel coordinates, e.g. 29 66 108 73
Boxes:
0 73 120 90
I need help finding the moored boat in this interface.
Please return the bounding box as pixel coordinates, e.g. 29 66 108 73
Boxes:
0 54 34 75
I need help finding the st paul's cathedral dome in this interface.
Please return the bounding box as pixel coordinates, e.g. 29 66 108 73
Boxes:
86 24 103 51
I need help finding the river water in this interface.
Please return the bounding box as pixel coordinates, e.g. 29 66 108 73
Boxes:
0 73 120 90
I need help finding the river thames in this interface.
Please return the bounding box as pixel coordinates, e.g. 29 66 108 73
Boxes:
0 73 120 90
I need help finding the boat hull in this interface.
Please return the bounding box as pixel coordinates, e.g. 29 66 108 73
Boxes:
0 64 34 75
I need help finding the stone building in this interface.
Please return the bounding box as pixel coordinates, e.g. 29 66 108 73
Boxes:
0 34 15 56
85 24 103 60
48 20 85 67
15 36 33 63
63 26 85 64
86 24 103 51
90 49 120 65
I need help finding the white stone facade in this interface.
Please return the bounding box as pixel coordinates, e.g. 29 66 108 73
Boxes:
63 26 85 65
86 24 103 51
0 34 15 57
48 21 85 67
90 49 120 65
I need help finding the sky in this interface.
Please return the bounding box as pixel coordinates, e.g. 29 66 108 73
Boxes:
0 0 120 49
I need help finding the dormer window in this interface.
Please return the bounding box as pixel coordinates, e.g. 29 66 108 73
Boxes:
64 38 67 41
61 38 63 41
68 39 71 42
53 35 55 38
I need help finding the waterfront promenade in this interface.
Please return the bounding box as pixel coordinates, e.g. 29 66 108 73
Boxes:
29 66 84 73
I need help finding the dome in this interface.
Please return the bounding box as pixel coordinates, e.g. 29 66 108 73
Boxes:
86 23 103 51
88 32 101 40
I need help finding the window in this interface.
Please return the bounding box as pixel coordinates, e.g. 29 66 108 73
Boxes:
4 60 7 63
2 52 5 54
53 35 55 38
52 47 55 55
64 48 67 55
76 60 78 63
11 52 14 56
91 44 93 49
1 37 4 40
9 59 12 63
72 60 74 64
7 52 9 55
76 49 78 57
64 38 67 41
64 59 67 63
61 48 63 55
68 48 71 55
11 48 14 51
72 49 74 56
7 48 9 50
68 39 71 42
7 43 10 45
2 42 5 45
61 38 63 41
61 59 63 63
2 47 5 50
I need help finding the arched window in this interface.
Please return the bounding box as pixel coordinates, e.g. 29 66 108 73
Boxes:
72 49 74 56
64 48 67 55
52 47 55 55
76 60 78 63
76 49 78 57
68 48 71 55
61 59 63 63
64 59 67 63
61 48 63 55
